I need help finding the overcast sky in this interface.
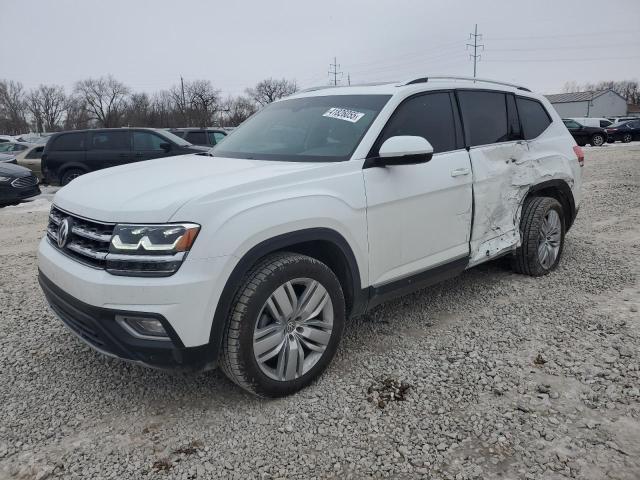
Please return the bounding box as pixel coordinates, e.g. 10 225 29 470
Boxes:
1 0 639 97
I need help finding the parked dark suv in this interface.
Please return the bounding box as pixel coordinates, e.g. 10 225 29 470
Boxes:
561 119 607 147
168 128 227 147
42 128 208 185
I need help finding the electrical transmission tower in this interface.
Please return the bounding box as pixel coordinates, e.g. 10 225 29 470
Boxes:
466 24 484 78
328 57 343 86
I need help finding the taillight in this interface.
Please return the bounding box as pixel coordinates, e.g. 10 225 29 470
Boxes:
573 145 584 167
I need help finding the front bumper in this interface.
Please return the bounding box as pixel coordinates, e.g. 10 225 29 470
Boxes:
39 272 213 370
0 183 40 204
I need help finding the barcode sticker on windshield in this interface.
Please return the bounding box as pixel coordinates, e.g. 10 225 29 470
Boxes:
323 107 365 123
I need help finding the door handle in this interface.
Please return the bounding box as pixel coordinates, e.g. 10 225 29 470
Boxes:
450 167 470 177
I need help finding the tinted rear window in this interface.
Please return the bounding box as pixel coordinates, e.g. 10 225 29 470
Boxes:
185 131 208 145
50 133 85 151
90 131 130 150
516 98 552 140
457 91 509 146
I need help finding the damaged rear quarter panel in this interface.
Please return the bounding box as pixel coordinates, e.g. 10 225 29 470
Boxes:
468 135 578 267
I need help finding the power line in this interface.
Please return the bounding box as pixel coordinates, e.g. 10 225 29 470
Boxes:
328 57 343 86
466 24 484 78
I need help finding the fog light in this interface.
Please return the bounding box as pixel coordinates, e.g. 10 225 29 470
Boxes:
116 315 170 341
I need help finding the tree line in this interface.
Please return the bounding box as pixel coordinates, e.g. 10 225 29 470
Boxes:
0 76 298 135
562 80 639 104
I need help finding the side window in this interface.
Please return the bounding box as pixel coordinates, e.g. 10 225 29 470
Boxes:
50 133 85 151
25 146 44 159
185 131 207 144
563 120 580 129
90 131 130 150
210 131 226 145
376 92 457 154
600 120 612 128
133 132 167 151
457 91 509 146
516 97 552 140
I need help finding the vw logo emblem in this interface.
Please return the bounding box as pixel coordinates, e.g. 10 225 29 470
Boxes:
57 217 72 248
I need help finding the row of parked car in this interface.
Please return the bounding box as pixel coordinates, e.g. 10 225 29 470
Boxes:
561 116 640 147
0 127 228 206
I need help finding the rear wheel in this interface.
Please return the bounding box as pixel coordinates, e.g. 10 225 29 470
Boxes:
576 139 586 147
622 133 633 143
590 134 604 147
60 168 85 186
220 252 345 397
513 197 565 276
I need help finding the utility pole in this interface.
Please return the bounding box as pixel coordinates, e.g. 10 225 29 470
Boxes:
328 57 342 86
466 24 484 78
180 76 187 124
347 73 351 86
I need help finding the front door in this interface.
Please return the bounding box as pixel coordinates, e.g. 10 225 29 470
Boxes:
363 91 473 287
132 131 175 161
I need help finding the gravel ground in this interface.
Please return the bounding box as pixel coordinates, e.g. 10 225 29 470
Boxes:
1 145 639 480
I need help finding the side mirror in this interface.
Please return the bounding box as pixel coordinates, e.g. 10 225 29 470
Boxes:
367 136 434 168
159 142 172 152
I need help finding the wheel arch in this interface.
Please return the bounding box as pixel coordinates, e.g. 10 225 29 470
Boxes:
523 179 577 231
58 163 90 183
208 227 366 352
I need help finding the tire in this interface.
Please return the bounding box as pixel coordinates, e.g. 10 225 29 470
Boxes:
513 197 565 277
220 252 345 397
576 139 586 147
590 134 604 147
60 168 85 186
622 133 633 143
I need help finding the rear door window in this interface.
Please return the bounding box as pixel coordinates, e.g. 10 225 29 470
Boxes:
457 91 509 146
50 133 85 151
90 131 130 150
185 131 208 144
375 92 458 154
516 97 552 140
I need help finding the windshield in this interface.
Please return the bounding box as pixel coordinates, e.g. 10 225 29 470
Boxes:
157 129 192 147
212 94 391 162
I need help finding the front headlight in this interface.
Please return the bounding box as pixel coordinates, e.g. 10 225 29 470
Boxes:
0 176 12 183
106 223 200 277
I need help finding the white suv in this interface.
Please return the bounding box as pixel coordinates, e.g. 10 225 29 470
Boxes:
38 76 583 397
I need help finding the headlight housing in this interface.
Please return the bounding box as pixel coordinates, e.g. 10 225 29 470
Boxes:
0 175 12 183
106 223 200 277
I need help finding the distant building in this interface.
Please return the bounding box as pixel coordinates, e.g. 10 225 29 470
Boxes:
545 90 628 118
627 103 640 118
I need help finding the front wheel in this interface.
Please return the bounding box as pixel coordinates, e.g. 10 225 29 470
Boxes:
622 133 633 143
60 168 85 186
513 197 565 276
220 252 345 397
590 134 605 147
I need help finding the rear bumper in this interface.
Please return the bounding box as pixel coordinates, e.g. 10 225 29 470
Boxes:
39 271 216 370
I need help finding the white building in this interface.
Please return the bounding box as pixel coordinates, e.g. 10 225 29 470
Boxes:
545 90 628 118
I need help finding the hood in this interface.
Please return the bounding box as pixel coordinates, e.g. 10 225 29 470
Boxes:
0 161 30 176
0 153 17 163
53 154 331 223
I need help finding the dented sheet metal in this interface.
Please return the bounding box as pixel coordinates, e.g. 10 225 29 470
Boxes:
467 142 574 267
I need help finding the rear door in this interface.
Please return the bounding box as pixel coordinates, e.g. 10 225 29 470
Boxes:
457 90 529 264
87 131 132 170
19 145 45 177
43 132 87 180
363 91 472 286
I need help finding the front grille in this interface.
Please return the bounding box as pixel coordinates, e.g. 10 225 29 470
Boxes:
47 206 114 268
49 300 106 347
11 175 38 188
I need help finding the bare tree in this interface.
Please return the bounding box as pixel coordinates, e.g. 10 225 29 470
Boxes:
0 80 29 134
64 96 92 130
245 78 297 107
74 76 130 127
562 79 639 104
170 79 221 126
221 95 257 127
26 85 68 132
123 92 152 126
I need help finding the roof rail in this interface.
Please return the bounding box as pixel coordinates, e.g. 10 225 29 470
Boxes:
402 76 531 92
298 81 397 94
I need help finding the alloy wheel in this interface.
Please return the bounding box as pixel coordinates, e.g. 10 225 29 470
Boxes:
253 278 333 381
623 133 632 143
592 135 604 146
537 209 562 269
